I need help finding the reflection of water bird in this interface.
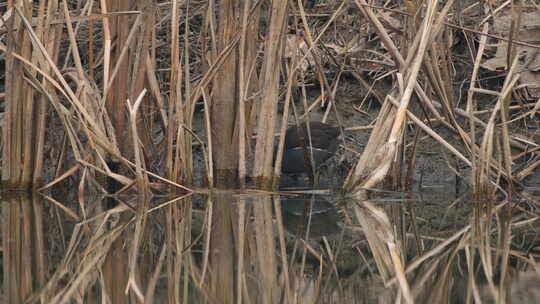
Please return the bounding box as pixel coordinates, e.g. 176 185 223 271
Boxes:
281 195 343 239
281 122 340 174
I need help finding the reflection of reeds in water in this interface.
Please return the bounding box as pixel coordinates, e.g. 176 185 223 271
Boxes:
2 0 540 303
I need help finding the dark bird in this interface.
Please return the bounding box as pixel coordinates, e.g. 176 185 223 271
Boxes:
281 122 340 174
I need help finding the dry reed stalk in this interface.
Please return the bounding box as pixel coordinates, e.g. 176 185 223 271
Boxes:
498 2 522 198
3 1 539 304
145 53 168 128
31 0 58 187
343 2 442 303
422 3 518 192
14 3 164 299
420 0 458 121
237 0 251 187
273 49 299 180
355 0 530 191
23 0 186 191
127 3 158 172
100 0 111 90
13 6 119 152
166 0 185 184
125 90 150 301
467 21 490 202
198 1 244 302
181 3 196 185
346 0 439 192
354 1 484 130
475 56 521 198
442 94 532 152
2 3 34 188
203 90 214 186
79 157 193 192
432 7 535 166
344 101 395 191
293 0 348 124
188 33 241 108
209 0 239 186
249 1 290 303
469 47 522 302
296 2 329 121
233 0 264 187
252 0 287 180
61 0 85 78
104 0 127 155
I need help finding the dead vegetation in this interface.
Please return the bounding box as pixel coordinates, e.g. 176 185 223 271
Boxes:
1 0 540 303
